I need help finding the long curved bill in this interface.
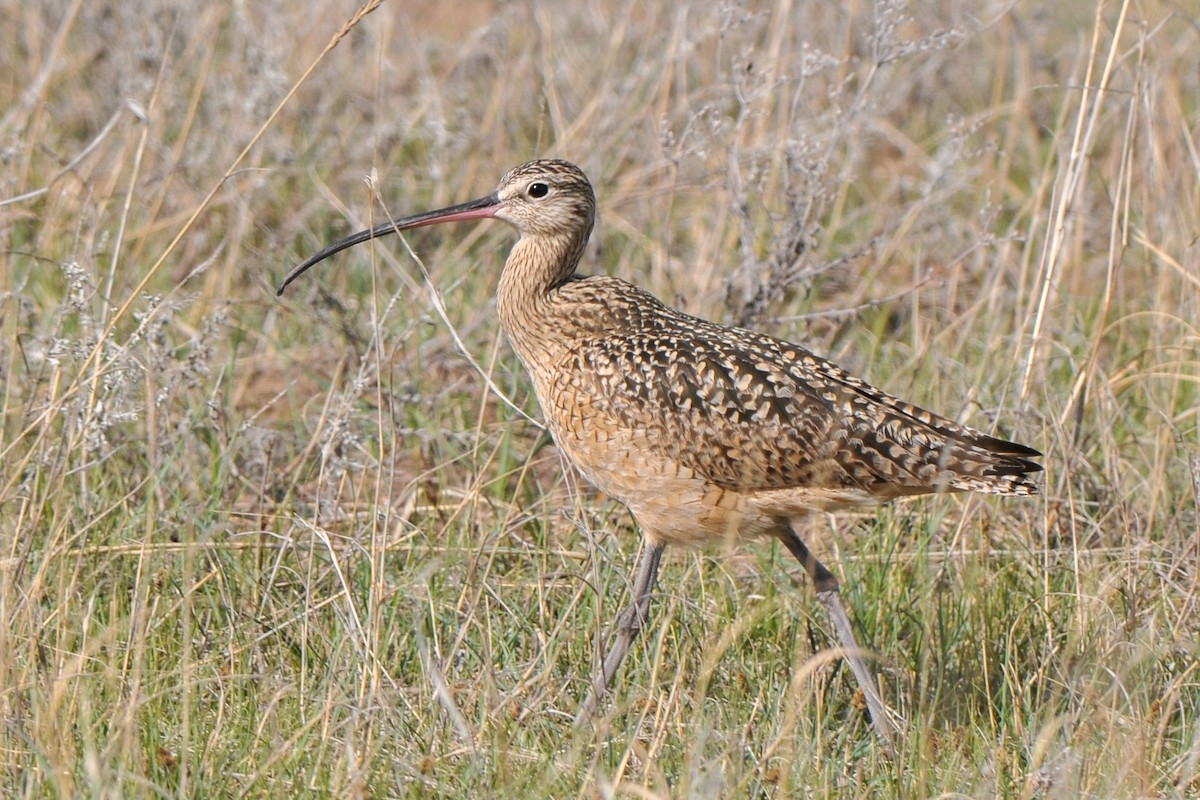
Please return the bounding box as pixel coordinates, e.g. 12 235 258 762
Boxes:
276 192 503 296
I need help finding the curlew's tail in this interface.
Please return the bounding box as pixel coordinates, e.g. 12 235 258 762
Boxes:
923 429 1042 497
836 388 1044 500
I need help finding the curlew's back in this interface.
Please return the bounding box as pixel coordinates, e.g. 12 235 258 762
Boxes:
520 275 1040 542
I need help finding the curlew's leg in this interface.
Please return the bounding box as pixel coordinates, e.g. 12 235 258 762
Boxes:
575 541 665 725
778 525 896 748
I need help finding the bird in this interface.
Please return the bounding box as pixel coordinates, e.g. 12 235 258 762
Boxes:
277 158 1042 746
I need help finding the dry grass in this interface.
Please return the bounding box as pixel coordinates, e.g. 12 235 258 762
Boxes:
2 0 1198 796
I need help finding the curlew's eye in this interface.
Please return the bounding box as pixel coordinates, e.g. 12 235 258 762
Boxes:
527 181 550 199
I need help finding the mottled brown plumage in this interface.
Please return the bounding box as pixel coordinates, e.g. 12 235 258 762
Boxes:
279 158 1042 747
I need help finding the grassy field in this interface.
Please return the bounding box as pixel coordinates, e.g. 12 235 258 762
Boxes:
2 0 1198 796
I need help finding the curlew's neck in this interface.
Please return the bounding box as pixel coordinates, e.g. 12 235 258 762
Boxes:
497 230 590 363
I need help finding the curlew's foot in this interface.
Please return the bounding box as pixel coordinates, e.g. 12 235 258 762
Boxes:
575 542 665 726
815 586 899 752
779 525 899 752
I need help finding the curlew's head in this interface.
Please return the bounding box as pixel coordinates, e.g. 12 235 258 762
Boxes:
276 159 595 295
492 159 596 238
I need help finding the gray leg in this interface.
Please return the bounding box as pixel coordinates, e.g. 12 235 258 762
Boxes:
778 525 896 749
575 541 665 725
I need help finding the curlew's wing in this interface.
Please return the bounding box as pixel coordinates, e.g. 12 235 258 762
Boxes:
556 283 1041 499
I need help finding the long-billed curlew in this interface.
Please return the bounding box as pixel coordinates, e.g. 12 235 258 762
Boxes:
278 159 1042 746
